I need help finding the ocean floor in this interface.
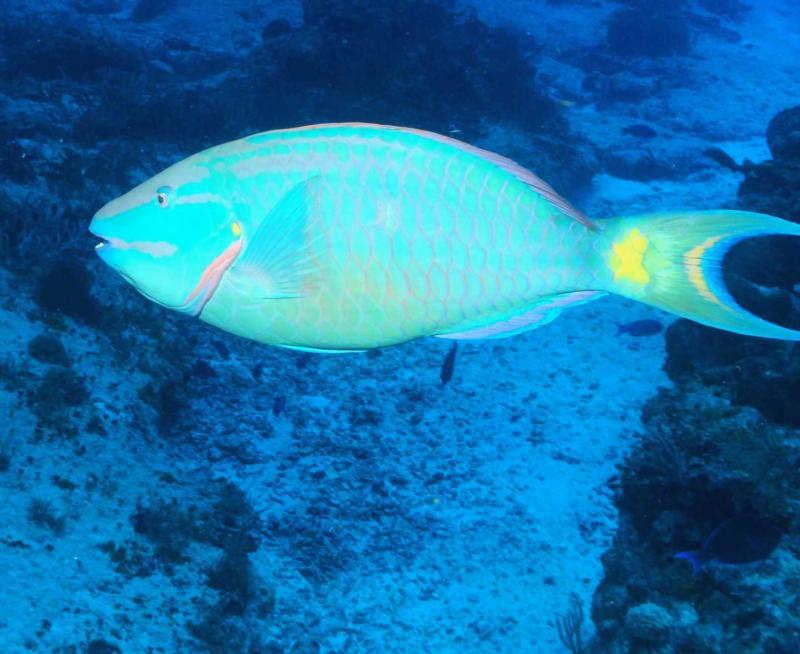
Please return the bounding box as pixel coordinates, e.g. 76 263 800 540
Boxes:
0 260 670 653
1 0 799 652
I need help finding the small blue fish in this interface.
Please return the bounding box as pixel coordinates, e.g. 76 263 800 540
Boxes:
675 515 783 574
622 124 658 139
616 319 663 336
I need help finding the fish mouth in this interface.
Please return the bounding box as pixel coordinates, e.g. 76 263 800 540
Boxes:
94 237 111 251
89 221 113 254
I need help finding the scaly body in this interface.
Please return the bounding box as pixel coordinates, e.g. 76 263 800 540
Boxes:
202 125 602 349
90 123 800 351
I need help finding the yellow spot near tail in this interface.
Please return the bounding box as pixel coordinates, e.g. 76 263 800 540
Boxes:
685 235 726 307
231 222 242 237
611 228 650 285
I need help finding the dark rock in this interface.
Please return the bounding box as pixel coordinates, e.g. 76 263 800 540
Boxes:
738 160 800 219
28 334 71 366
263 18 292 39
34 367 89 409
603 149 677 181
607 8 691 58
1 22 141 82
86 639 122 654
280 0 560 136
766 106 800 162
665 319 800 427
583 71 651 104
0 140 36 184
131 0 176 22
34 256 102 326
735 109 800 220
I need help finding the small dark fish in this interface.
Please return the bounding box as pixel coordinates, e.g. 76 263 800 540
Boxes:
211 339 230 359
616 319 663 337
272 395 286 417
251 361 264 381
622 124 658 139
675 515 783 574
703 147 755 173
440 341 458 386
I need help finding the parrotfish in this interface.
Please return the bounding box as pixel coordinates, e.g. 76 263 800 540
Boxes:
89 123 800 352
675 515 783 574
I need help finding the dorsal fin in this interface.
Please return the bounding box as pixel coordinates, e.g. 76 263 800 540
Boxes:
258 123 596 230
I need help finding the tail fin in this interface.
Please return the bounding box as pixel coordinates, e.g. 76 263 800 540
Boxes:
674 549 708 575
599 210 800 340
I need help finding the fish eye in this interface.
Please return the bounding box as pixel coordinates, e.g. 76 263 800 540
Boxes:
155 186 172 209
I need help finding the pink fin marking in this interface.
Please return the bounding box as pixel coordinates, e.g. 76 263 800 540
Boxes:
182 239 243 316
258 123 596 230
438 290 603 340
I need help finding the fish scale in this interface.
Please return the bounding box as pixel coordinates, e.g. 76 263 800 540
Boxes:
91 123 800 351
203 127 584 348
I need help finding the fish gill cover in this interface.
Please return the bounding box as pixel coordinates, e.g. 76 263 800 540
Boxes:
0 0 799 653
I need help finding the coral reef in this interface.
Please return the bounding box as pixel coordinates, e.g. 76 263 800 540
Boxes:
589 383 800 653
34 256 102 326
663 108 800 427
738 106 800 219
607 7 691 58
0 0 596 268
591 107 800 647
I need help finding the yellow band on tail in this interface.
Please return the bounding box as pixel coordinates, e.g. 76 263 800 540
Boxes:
600 210 800 340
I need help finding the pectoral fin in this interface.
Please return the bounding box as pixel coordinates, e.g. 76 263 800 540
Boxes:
227 177 323 299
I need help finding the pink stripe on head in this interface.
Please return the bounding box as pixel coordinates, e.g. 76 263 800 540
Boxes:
107 237 177 257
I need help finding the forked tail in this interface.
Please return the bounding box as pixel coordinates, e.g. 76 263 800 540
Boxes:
599 210 800 340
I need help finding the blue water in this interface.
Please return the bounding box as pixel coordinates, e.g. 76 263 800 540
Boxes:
1 1 799 652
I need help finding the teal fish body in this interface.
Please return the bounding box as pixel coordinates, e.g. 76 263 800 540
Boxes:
91 123 800 350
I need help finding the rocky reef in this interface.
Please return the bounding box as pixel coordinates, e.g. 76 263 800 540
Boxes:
673 106 800 426
0 0 596 266
589 382 800 653
588 107 800 654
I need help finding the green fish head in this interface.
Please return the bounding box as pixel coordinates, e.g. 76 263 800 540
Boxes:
89 160 243 315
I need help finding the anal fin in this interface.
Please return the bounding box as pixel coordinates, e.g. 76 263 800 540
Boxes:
436 290 604 340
